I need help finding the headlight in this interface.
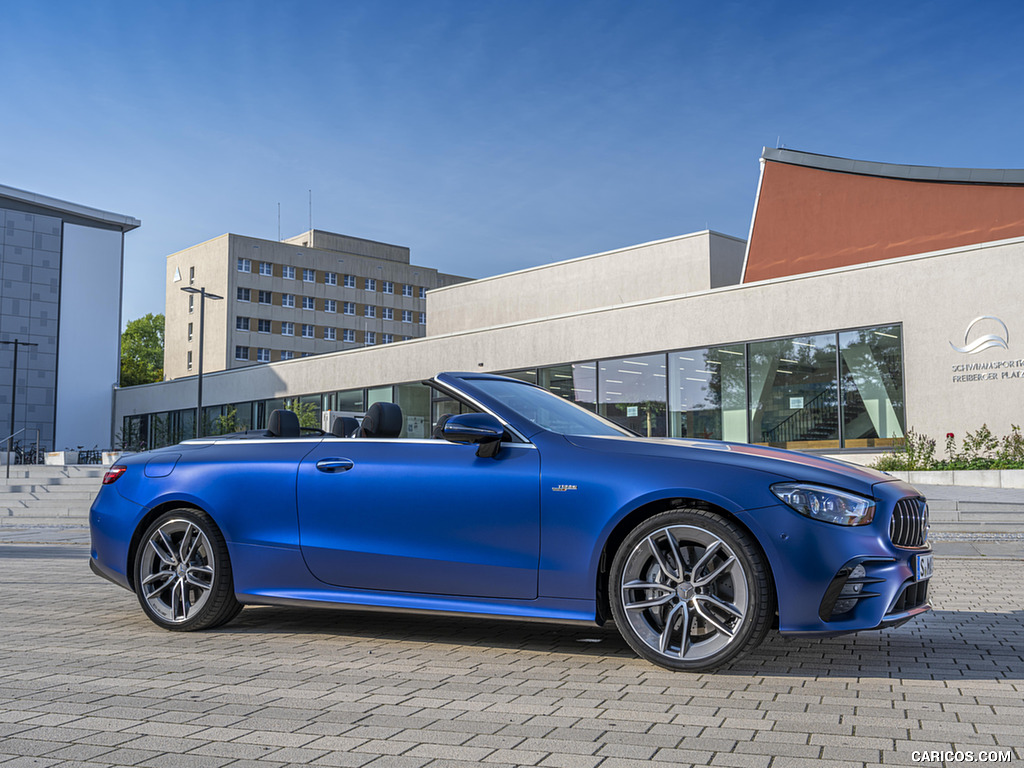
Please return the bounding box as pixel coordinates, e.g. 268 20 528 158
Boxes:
771 483 875 526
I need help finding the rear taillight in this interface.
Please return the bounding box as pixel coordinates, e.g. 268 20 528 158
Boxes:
102 465 127 484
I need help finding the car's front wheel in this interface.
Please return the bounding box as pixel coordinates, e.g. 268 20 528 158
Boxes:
610 508 773 671
134 508 242 631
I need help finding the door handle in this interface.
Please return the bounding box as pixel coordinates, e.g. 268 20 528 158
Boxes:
316 458 354 473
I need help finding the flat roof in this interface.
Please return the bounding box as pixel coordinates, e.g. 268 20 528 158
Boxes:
0 182 141 231
762 147 1024 185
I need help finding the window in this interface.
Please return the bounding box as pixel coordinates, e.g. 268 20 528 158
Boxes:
365 331 376 345
187 322 193 341
418 312 426 325
280 350 295 360
257 348 270 363
188 294 194 313
364 305 376 318
382 307 394 320
402 284 413 297
237 287 250 302
258 319 271 333
324 299 337 313
419 287 426 299
235 346 249 361
402 310 413 323
402 335 410 341
599 354 668 437
344 274 356 288
187 350 192 370
324 327 336 341
749 333 838 449
342 329 355 343
282 265 295 279
324 271 337 286
258 290 272 304
259 262 272 276
343 301 356 315
839 325 905 448
383 333 394 344
189 266 195 285
669 346 746 442
303 268 315 282
302 324 314 338
365 277 377 291
302 296 315 310
282 294 295 308
383 281 394 294
236 316 250 331
237 258 251 273
301 352 312 358
281 322 294 336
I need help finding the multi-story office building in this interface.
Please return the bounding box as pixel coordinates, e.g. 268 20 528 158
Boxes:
164 229 468 380
0 183 139 452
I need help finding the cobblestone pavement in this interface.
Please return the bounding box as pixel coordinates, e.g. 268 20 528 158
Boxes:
1 547 1021 768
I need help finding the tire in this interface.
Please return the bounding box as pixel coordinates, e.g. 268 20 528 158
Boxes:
609 508 773 671
134 508 242 631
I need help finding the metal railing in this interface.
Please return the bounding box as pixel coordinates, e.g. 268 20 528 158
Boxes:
3 428 41 480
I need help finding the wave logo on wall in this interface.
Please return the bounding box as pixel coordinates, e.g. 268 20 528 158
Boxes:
949 316 1009 354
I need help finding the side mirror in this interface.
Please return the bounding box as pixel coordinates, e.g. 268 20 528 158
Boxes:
442 413 505 458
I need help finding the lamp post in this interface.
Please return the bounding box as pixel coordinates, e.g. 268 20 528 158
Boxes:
179 286 223 437
2 338 39 479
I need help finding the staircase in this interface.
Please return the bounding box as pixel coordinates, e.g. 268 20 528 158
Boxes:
0 466 105 526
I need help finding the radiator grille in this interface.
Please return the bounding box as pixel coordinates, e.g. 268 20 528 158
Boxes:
889 497 929 548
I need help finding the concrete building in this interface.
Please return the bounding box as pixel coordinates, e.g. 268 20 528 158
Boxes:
0 183 139 452
116 149 1024 457
164 229 469 380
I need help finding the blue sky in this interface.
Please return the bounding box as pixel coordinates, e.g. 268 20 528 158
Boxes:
3 1 1023 324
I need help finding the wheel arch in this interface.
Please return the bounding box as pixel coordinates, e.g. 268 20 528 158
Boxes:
594 496 779 625
126 500 219 590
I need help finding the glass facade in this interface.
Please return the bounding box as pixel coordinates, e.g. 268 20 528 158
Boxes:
124 323 906 453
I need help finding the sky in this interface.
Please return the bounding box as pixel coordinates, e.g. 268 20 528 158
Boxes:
2 0 1023 325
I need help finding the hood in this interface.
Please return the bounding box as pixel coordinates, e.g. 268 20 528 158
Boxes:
564 434 895 497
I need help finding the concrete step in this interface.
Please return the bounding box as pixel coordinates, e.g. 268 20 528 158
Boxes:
1 467 108 481
0 490 100 500
1 512 93 524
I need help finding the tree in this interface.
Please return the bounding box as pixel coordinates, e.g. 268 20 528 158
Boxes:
120 314 165 386
284 399 320 429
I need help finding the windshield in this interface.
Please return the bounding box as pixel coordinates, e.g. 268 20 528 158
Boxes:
468 378 634 437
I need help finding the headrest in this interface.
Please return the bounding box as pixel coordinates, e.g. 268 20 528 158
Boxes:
359 402 403 438
267 409 300 438
331 416 359 438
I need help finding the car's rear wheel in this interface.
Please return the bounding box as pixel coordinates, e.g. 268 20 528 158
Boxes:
134 508 242 631
609 508 773 671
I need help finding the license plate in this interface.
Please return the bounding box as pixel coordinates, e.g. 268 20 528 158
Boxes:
914 553 933 581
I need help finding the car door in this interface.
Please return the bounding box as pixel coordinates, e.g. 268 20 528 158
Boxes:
296 438 540 599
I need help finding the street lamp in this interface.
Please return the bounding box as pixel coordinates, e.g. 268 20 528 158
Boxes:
180 286 223 437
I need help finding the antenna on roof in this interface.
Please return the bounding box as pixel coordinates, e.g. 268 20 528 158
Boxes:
308 189 312 234
277 203 281 241
776 136 781 148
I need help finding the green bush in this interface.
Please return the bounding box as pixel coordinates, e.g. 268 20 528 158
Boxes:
872 424 1024 471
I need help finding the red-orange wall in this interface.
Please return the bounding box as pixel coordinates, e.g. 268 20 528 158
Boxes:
743 161 1024 283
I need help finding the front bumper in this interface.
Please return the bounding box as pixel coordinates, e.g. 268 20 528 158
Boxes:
742 479 932 634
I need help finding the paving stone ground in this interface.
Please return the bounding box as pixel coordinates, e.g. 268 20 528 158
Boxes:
0 546 1021 768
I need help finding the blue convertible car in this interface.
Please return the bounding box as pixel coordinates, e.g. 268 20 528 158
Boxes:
90 372 932 671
